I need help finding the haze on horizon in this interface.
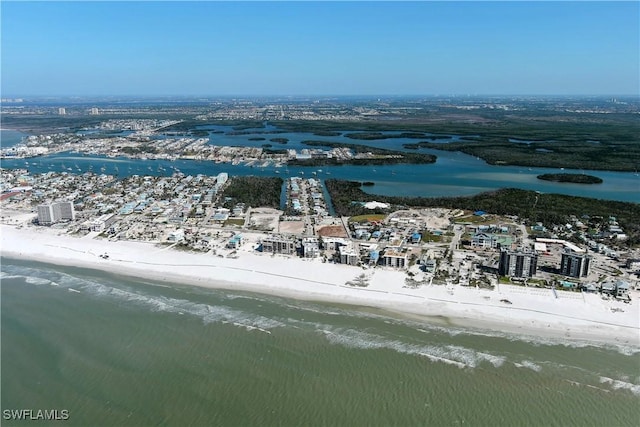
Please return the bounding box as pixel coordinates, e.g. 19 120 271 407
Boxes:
1 1 638 98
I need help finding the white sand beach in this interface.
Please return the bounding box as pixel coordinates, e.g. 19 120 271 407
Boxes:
2 224 639 347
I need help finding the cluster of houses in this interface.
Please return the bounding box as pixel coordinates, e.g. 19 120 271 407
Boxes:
3 168 636 303
286 177 328 217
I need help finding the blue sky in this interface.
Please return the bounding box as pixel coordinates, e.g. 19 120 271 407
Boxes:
2 1 638 96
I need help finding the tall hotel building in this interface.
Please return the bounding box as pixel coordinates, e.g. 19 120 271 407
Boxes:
560 248 591 278
37 201 75 225
499 248 538 278
37 204 55 225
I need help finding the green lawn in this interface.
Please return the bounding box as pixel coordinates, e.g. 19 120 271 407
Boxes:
224 218 245 226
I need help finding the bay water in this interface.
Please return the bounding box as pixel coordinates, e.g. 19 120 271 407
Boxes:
0 129 28 148
1 125 638 202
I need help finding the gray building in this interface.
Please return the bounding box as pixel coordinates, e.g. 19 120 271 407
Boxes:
560 248 591 278
53 201 75 221
302 237 320 258
37 204 55 225
499 248 538 278
381 249 407 269
262 236 296 255
339 244 359 266
37 201 75 225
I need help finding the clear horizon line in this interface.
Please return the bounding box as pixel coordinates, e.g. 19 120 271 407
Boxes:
3 93 639 99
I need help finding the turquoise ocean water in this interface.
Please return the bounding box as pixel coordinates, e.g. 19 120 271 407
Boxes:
2 258 639 426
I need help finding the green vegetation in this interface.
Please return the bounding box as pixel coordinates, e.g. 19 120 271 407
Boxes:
313 131 342 137
344 132 452 141
454 214 494 225
37 109 632 172
414 138 640 171
227 130 287 136
362 181 375 186
269 114 640 172
224 218 245 226
344 132 429 140
221 176 283 209
421 232 443 243
190 130 210 137
121 145 158 154
537 173 603 184
263 148 288 155
325 179 640 245
6 103 638 174
270 138 289 144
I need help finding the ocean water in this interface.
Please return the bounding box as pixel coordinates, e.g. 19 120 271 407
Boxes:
2 258 639 426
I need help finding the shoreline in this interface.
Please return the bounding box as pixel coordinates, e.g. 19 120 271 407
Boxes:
2 224 639 348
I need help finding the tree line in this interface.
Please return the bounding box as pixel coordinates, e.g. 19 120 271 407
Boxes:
325 179 640 246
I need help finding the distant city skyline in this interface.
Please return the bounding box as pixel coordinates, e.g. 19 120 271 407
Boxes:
2 1 638 97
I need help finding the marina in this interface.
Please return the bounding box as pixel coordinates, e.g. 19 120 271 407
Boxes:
2 124 639 203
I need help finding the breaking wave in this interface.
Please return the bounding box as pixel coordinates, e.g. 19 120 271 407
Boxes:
319 327 506 369
599 376 640 396
2 263 284 333
515 360 543 372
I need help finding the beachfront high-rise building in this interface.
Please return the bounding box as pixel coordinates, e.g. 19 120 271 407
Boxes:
560 248 591 278
58 107 66 115
302 237 320 258
261 236 296 255
37 204 55 225
53 201 75 221
499 248 538 278
37 201 75 225
381 249 407 268
89 107 99 115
